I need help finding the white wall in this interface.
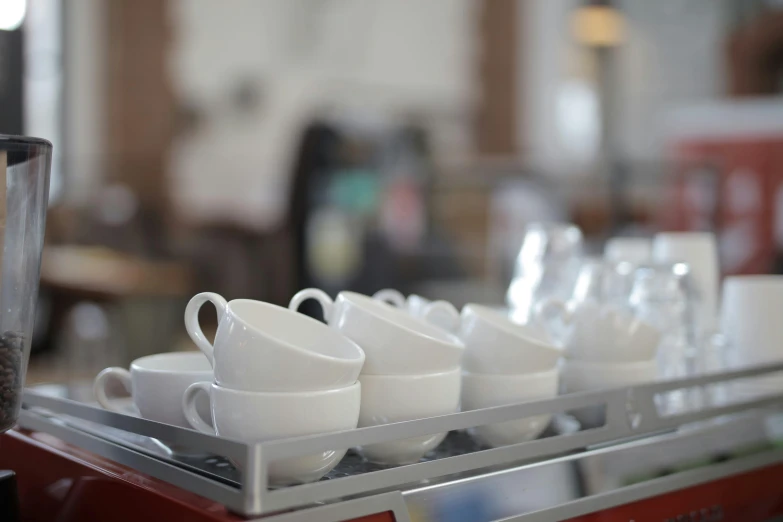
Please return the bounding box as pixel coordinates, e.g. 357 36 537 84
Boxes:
24 0 63 201
520 0 727 170
167 0 478 230
519 0 574 170
61 0 107 204
616 0 725 160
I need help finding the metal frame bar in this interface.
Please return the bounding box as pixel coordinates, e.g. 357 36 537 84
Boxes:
247 492 412 522
504 447 783 521
19 360 783 517
17 409 248 512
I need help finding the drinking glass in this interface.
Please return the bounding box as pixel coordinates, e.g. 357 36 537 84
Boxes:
628 262 697 413
535 258 656 354
506 223 583 324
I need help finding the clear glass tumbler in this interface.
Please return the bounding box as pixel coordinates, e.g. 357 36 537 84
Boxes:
0 135 52 433
506 222 583 324
628 262 697 413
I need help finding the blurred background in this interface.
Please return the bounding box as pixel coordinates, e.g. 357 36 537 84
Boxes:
4 0 783 383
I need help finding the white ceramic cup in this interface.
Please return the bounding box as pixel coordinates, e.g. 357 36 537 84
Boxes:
183 381 361 485
722 276 783 366
562 358 657 428
653 232 719 333
185 292 365 392
356 368 461 465
461 368 558 447
94 352 213 428
373 289 461 332
289 289 464 375
534 300 660 363
459 304 560 374
562 358 657 393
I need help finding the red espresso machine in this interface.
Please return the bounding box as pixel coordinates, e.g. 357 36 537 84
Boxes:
663 99 783 276
5 132 783 521
8 361 783 522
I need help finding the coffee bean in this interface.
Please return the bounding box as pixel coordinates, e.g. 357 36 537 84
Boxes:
0 331 24 432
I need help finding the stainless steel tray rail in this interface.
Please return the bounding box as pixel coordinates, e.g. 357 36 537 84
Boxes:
18 360 783 517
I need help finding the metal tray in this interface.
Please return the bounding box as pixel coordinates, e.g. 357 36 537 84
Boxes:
18 360 783 517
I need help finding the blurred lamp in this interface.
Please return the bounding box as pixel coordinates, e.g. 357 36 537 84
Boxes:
0 0 25 31
571 1 624 47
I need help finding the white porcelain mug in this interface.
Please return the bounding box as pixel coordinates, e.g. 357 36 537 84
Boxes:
653 232 719 334
534 299 660 363
93 352 213 428
289 289 464 375
356 368 461 465
373 289 460 332
461 368 559 447
459 304 560 374
185 292 365 391
562 358 657 428
722 275 783 366
182 381 361 485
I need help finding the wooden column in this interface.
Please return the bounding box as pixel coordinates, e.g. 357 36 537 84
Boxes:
106 0 174 214
476 0 519 156
727 13 783 97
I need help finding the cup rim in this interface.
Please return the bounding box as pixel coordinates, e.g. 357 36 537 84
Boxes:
227 299 366 364
357 367 461 383
724 275 783 288
461 366 559 382
340 291 463 348
461 304 556 350
210 380 361 398
131 352 213 374
655 232 716 242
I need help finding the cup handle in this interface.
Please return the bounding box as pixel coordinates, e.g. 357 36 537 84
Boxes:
182 381 216 434
93 367 133 413
421 300 461 332
372 289 406 308
184 292 228 365
289 288 335 323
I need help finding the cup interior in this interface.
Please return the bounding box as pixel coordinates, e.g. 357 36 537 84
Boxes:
131 352 212 373
342 292 460 345
230 300 364 360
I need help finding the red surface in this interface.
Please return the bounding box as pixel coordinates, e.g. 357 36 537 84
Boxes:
665 135 782 275
6 426 783 522
0 429 393 522
564 461 783 522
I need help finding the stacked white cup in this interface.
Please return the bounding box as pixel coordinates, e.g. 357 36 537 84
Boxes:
374 289 560 448
544 298 660 427
182 293 365 485
652 232 720 337
290 289 464 465
459 304 561 447
93 351 214 453
721 276 783 399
